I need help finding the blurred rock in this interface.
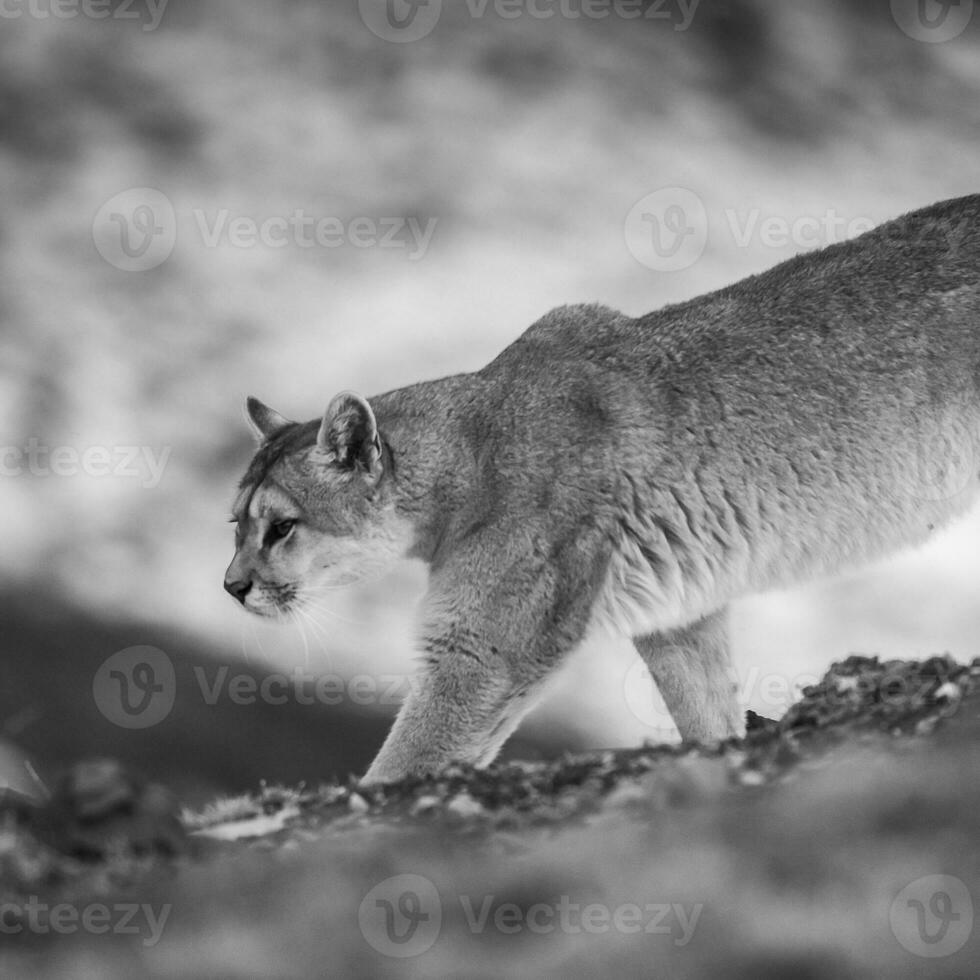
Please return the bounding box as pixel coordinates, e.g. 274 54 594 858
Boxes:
41 758 186 860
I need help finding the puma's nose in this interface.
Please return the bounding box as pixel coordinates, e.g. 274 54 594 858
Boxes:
224 577 252 604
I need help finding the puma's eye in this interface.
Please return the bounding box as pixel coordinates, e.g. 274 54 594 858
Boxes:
269 519 297 543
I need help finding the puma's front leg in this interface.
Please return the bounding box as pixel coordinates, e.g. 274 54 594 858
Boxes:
360 637 539 786
360 531 606 786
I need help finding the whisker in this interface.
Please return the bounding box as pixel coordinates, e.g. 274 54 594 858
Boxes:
303 604 358 631
238 619 254 666
248 614 275 664
296 587 360 629
289 608 312 671
296 605 331 652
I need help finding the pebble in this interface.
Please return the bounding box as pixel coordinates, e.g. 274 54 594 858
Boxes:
446 792 484 820
934 681 962 704
347 793 370 814
604 782 649 810
409 795 442 817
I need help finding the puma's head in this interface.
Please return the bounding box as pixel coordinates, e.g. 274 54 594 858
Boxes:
224 392 412 618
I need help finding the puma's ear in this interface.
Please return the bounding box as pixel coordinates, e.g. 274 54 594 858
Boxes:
317 391 382 482
245 397 292 444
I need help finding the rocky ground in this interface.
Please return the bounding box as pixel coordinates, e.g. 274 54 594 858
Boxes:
2 655 979 979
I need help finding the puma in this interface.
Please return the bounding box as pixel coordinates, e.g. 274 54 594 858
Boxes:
225 194 980 785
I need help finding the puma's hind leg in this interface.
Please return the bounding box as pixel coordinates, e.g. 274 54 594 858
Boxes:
634 606 745 744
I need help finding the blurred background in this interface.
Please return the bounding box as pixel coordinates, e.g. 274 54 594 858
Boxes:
1 0 978 804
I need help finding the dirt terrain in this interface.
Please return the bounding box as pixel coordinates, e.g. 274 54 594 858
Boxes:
2 655 979 978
